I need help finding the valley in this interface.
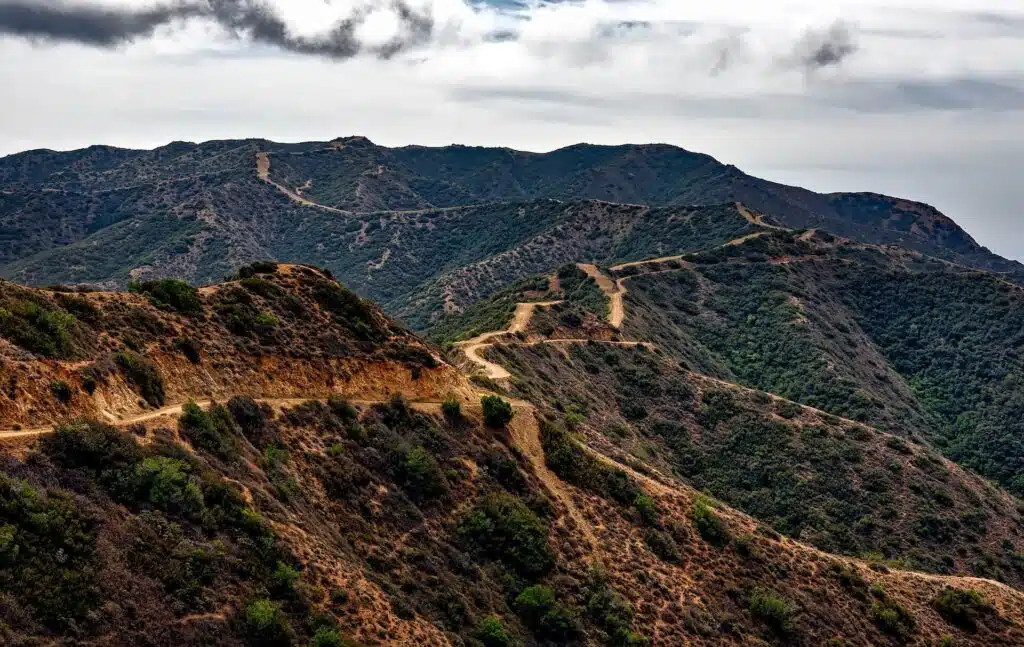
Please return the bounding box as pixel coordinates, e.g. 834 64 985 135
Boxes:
2 139 1024 646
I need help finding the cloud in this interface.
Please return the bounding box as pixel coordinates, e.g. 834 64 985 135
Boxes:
0 1 205 46
0 0 435 59
790 20 858 72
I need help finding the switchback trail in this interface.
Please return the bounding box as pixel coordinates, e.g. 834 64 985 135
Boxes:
454 300 563 380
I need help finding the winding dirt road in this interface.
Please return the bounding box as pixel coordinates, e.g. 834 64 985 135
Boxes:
454 300 563 380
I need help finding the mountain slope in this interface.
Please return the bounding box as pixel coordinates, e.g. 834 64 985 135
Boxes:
2 137 1021 301
2 268 1023 646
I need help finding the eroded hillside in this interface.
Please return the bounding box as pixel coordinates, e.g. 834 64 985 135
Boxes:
0 262 452 430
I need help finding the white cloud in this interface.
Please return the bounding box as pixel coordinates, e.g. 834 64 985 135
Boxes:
0 0 1022 258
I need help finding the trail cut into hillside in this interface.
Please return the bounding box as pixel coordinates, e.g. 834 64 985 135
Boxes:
454 300 564 379
256 152 351 215
577 263 625 327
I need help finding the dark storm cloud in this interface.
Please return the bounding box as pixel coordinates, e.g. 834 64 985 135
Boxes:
792 20 858 71
0 1 205 45
0 0 434 59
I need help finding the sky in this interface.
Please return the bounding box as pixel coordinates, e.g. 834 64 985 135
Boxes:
0 0 1022 259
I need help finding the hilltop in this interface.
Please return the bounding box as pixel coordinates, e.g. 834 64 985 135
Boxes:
1 137 1021 330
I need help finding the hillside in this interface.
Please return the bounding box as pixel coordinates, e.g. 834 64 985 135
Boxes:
3 266 1024 646
428 231 1024 585
2 137 1021 324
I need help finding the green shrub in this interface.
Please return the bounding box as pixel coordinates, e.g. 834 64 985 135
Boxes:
0 299 78 358
540 421 641 506
514 585 576 641
244 598 292 646
129 279 202 316
749 587 796 633
256 312 280 327
0 473 99 628
235 261 279 279
400 445 447 499
311 280 382 341
132 456 205 518
49 379 72 403
633 493 659 526
586 571 648 645
691 501 728 545
179 401 237 459
115 350 165 407
312 627 346 647
327 396 359 421
477 615 516 647
441 397 462 419
932 587 993 631
272 561 300 596
870 598 916 639
482 395 514 428
642 528 680 563
458 493 553 577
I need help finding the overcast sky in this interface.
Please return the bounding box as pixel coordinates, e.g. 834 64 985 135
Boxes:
0 0 1022 259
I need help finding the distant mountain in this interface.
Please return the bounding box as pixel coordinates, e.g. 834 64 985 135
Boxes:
1 136 1021 320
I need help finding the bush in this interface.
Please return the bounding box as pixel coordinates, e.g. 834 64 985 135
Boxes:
400 445 448 499
0 473 100 627
49 380 72 403
174 336 202 364
586 572 648 645
870 598 916 639
0 299 78 358
228 396 270 436
115 350 165 407
540 421 641 506
691 501 728 546
129 279 202 316
482 395 514 428
244 598 292 646
132 456 205 518
179 401 237 459
633 493 659 526
459 493 553 577
932 587 993 631
514 585 576 641
477 615 516 647
749 588 796 633
271 561 300 596
256 312 280 327
236 261 279 279
441 397 462 419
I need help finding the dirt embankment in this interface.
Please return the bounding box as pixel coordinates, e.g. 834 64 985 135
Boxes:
0 352 464 434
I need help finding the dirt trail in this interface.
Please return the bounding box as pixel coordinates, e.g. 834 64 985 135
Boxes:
455 301 563 379
577 264 624 328
256 152 350 215
506 399 602 557
0 397 441 440
609 255 684 272
509 300 563 334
